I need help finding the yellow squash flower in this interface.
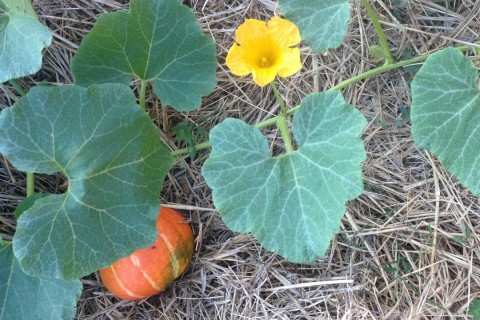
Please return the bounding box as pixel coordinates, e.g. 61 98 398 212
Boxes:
226 17 302 87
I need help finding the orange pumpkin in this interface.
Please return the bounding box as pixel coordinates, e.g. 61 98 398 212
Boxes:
99 206 194 300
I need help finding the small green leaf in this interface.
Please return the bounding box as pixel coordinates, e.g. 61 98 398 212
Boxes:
469 298 480 320
71 0 217 111
411 47 480 196
0 241 82 320
174 121 194 144
0 84 173 279
278 0 350 53
173 121 198 158
202 91 367 263
13 193 48 220
369 45 387 60
0 0 52 82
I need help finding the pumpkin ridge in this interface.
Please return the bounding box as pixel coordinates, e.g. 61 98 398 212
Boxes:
159 233 180 278
110 265 144 299
99 207 194 300
130 253 162 291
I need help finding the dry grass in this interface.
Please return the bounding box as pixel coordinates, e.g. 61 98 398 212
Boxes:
1 0 480 319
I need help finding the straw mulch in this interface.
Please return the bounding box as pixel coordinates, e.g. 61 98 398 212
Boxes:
1 0 480 319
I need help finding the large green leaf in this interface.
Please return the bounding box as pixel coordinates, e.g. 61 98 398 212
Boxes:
71 0 217 111
0 84 173 279
0 0 52 82
279 0 350 53
411 47 480 196
0 241 82 320
202 91 366 263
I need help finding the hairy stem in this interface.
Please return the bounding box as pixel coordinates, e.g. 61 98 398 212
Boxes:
271 81 287 115
26 172 35 197
171 141 211 157
361 0 394 64
272 81 294 153
139 80 147 111
277 115 294 154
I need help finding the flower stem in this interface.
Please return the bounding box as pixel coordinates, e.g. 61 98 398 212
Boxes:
271 81 287 116
170 43 477 157
361 0 394 65
139 80 147 111
9 80 35 196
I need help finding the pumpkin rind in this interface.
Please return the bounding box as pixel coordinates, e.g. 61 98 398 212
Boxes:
99 206 194 300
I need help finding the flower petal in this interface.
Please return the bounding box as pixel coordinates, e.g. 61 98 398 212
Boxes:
267 17 301 48
234 19 269 47
251 67 277 87
226 17 302 86
277 47 302 78
226 43 252 76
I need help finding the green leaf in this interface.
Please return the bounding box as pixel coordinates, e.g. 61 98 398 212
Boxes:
369 45 387 60
411 47 480 196
278 0 350 53
0 84 173 279
13 193 48 220
71 0 217 111
173 121 199 159
0 241 82 320
202 91 367 263
469 298 480 320
0 0 52 82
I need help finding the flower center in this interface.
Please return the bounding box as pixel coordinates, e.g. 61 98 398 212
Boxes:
259 56 272 68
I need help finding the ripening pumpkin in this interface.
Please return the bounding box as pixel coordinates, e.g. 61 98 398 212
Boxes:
99 206 194 300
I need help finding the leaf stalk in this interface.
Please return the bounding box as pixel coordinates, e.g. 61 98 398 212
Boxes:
271 81 287 115
26 172 34 197
139 80 147 111
277 115 294 154
361 0 395 65
272 81 294 153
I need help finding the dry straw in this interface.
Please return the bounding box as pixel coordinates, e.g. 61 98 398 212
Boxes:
1 0 480 319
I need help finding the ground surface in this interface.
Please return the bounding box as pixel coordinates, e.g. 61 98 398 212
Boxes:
1 0 480 319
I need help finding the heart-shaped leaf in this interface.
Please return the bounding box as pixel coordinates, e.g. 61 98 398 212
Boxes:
278 0 350 53
0 241 82 320
0 84 173 279
0 0 52 82
202 91 367 263
71 0 217 111
411 47 480 196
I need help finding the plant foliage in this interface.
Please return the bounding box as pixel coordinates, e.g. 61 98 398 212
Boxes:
71 0 217 111
0 84 173 280
202 91 367 263
0 240 82 320
411 47 480 196
0 0 52 82
278 0 350 53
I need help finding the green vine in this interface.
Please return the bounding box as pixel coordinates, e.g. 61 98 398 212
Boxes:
361 0 395 64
